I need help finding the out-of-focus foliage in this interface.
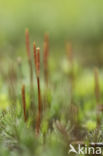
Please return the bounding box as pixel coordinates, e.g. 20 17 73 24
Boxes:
1 0 103 42
0 0 103 64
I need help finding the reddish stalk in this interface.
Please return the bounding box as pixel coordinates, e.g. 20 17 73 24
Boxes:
25 29 33 90
36 76 41 134
43 33 49 86
94 68 100 104
21 84 27 122
66 43 78 127
66 42 73 65
33 42 37 69
33 47 42 134
94 68 100 127
44 33 49 51
8 65 17 105
36 48 40 77
66 42 74 103
25 28 31 60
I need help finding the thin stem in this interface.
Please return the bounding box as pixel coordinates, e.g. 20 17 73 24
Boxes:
25 28 31 60
94 68 100 128
25 29 33 90
34 47 42 134
22 84 27 122
37 77 42 113
33 42 37 69
66 42 73 65
43 34 49 87
94 68 100 104
36 76 42 134
66 42 74 103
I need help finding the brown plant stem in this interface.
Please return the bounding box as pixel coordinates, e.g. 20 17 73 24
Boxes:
94 68 100 104
43 33 49 87
94 68 100 128
66 42 73 65
34 47 42 134
25 28 33 90
8 65 17 105
22 84 27 122
37 77 42 114
66 42 75 103
66 43 79 127
36 76 42 134
43 34 49 113
33 42 37 69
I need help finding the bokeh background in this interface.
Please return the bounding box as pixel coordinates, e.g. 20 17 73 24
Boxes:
1 0 103 65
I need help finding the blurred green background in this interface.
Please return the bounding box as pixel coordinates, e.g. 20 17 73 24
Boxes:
0 0 103 65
